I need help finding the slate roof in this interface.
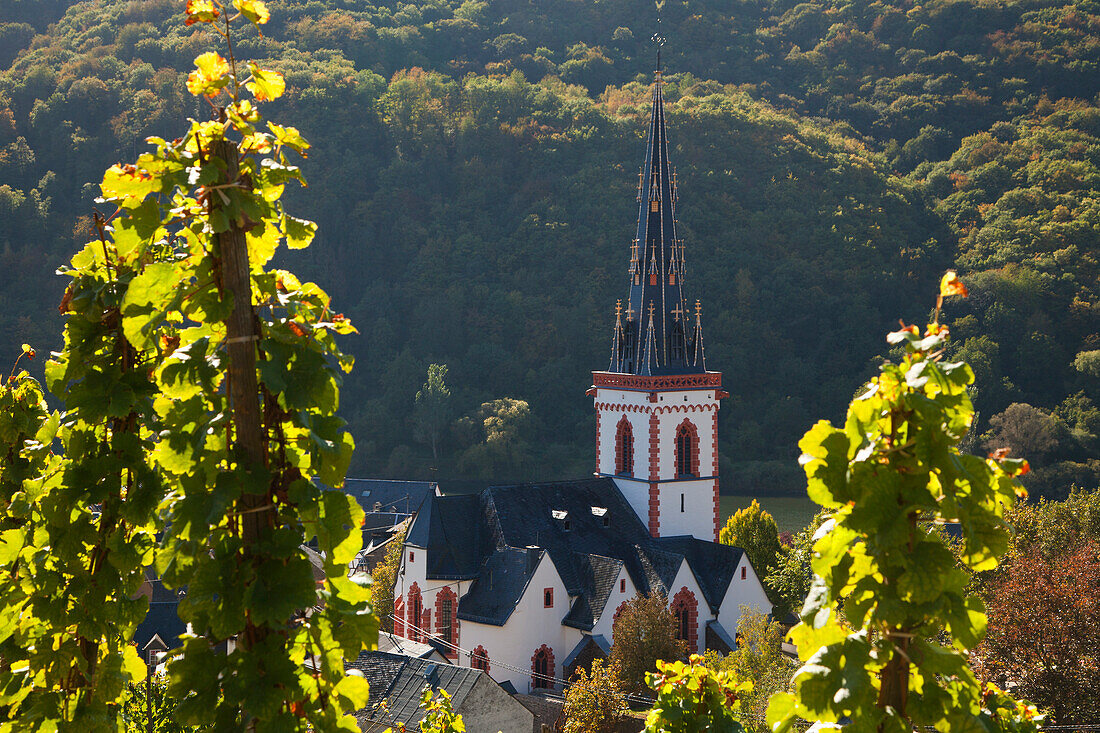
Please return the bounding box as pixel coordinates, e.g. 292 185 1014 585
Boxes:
341 478 437 515
654 535 745 613
377 632 442 660
134 574 187 653
406 492 483 579
348 651 484 729
405 477 741 631
608 66 707 376
485 479 687 629
457 546 542 625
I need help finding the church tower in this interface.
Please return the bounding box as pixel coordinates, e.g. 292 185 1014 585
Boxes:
590 60 725 542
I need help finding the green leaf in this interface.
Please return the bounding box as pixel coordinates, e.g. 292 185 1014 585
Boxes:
282 214 317 250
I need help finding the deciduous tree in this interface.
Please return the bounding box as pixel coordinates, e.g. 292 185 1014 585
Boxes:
413 363 452 462
719 499 782 584
561 658 629 733
702 608 794 728
610 592 688 695
973 542 1100 725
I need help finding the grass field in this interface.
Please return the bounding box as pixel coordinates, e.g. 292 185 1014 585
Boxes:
719 494 818 533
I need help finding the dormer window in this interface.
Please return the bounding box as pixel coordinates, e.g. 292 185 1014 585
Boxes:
592 506 610 528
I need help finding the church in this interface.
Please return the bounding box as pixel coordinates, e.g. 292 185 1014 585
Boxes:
388 64 773 694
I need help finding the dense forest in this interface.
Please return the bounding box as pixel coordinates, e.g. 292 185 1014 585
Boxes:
1 0 1098 495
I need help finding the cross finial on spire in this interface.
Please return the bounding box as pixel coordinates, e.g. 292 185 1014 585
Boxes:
695 299 702 317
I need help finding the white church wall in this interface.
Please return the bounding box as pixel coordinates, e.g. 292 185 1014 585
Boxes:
595 389 651 477
654 477 715 539
457 553 580 694
591 565 639 642
715 553 773 634
667 559 711 655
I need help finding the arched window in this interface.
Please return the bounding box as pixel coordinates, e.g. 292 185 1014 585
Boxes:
615 417 634 475
531 645 554 689
675 606 689 641
675 420 698 477
472 646 490 673
435 586 458 656
670 587 699 650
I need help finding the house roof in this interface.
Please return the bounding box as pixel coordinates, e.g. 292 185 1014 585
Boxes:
562 634 611 670
405 492 483 579
340 478 437 515
348 651 485 728
655 535 745 613
457 546 542 625
413 478 739 632
377 632 445 661
134 598 186 654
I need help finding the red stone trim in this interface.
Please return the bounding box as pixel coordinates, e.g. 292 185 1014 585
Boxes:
531 644 555 689
407 582 423 641
648 412 660 537
592 371 722 390
712 410 720 542
472 645 490 673
671 586 699 652
615 415 634 475
592 402 717 415
595 405 603 474
420 607 431 638
435 586 459 658
675 419 700 478
394 594 405 637
543 587 554 608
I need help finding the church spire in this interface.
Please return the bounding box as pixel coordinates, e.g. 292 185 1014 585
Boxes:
609 49 704 376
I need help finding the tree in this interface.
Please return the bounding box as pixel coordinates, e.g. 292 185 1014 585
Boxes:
1072 349 1100 380
609 592 688 695
982 403 1061 463
719 500 782 583
702 608 794 728
763 509 829 617
413 363 452 462
561 658 629 733
767 273 1044 732
1007 487 1100 560
0 3 376 729
973 542 1100 725
645 655 751 733
455 398 531 478
121 673 196 733
372 528 407 634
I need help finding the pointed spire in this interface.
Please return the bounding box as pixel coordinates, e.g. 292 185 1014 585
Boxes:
609 300 625 372
607 50 706 376
691 300 706 370
639 300 660 376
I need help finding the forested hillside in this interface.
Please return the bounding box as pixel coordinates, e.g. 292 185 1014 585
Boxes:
2 0 1098 495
